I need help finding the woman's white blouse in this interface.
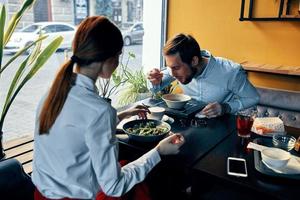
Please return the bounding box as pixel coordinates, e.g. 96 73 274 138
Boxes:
32 74 161 199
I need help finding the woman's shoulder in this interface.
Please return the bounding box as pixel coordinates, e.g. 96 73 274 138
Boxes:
69 89 113 114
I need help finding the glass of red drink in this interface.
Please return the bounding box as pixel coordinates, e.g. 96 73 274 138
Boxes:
236 110 256 138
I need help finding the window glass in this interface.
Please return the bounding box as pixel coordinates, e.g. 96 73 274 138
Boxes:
21 25 41 32
55 25 74 32
42 25 56 33
2 0 167 142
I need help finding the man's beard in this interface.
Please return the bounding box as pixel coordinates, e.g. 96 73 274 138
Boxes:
181 66 197 84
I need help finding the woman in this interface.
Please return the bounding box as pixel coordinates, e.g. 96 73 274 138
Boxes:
32 16 184 200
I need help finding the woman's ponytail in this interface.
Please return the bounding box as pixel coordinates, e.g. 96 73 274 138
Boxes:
39 60 74 134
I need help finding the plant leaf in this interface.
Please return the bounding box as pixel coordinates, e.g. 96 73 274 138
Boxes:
0 55 30 130
3 0 35 46
27 31 44 66
22 36 63 81
0 36 62 129
0 35 47 73
0 5 6 73
128 52 135 59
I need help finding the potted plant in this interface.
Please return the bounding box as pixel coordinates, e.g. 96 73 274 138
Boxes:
117 67 151 106
0 0 63 159
96 52 135 103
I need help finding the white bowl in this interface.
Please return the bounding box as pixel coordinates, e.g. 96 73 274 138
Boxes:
148 107 165 120
162 94 191 109
261 148 291 168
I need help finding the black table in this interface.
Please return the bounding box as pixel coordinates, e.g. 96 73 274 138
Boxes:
117 99 300 199
116 112 236 200
191 132 300 200
117 114 236 167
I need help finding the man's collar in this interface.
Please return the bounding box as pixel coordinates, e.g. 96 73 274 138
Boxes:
195 50 215 79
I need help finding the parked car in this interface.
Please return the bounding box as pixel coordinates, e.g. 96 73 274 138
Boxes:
122 22 144 46
4 22 76 54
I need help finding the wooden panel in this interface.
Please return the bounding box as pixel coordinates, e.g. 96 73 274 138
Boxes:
3 135 33 150
13 151 34 165
23 162 33 175
241 61 300 76
5 142 33 159
3 136 34 175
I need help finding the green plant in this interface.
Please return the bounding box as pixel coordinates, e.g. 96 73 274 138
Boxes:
0 0 63 159
118 67 149 106
97 52 135 100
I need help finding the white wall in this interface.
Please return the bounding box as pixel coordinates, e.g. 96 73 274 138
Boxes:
142 0 167 72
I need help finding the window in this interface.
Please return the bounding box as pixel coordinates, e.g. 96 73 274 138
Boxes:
2 0 167 142
42 25 56 33
55 25 74 32
21 25 41 32
133 24 143 31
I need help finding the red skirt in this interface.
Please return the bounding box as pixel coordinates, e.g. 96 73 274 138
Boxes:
34 161 152 200
35 183 151 200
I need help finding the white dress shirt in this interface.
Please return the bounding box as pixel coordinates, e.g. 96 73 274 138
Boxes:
150 50 260 113
32 74 161 199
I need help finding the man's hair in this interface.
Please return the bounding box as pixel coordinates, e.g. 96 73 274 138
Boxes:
163 33 201 65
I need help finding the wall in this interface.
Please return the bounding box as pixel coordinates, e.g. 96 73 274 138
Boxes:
166 0 300 90
6 0 34 29
51 0 74 24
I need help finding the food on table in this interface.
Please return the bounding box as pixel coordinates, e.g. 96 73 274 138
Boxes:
251 117 285 134
295 136 300 152
126 121 169 136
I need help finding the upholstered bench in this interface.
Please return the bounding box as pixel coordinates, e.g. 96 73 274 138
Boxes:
255 87 300 129
0 158 34 199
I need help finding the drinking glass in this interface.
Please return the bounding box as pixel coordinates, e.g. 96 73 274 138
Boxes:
236 110 256 138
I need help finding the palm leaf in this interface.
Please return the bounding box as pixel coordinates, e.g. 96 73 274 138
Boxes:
0 35 47 73
21 36 63 81
27 30 44 66
0 5 6 73
4 0 35 46
0 36 62 130
0 55 30 130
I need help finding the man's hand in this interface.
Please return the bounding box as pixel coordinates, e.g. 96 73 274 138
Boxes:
200 102 222 118
147 68 163 85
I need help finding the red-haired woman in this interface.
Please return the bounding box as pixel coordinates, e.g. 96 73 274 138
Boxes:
32 16 184 200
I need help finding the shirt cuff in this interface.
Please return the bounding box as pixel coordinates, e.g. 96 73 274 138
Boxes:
228 100 243 114
144 148 161 167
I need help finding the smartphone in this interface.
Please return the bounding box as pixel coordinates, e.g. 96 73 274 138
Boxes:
227 157 248 177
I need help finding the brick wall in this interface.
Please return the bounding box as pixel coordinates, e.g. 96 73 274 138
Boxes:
51 0 74 24
5 0 75 30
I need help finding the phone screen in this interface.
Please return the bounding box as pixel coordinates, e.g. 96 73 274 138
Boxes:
228 159 246 174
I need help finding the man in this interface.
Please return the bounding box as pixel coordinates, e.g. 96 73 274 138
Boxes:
148 33 259 118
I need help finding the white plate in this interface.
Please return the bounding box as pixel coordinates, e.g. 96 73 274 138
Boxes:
254 131 286 137
162 115 174 124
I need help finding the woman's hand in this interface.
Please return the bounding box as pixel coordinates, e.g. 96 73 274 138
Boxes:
155 133 185 155
117 105 150 121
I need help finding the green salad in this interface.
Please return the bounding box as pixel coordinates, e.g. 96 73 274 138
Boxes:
126 121 169 136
